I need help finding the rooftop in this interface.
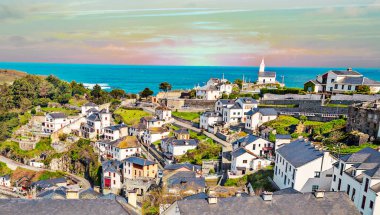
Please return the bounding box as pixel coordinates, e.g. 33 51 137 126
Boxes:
123 156 156 166
276 139 324 168
173 192 359 215
164 163 201 172
48 112 67 119
105 124 128 131
258 71 276 78
330 69 361 76
109 136 139 149
0 199 131 215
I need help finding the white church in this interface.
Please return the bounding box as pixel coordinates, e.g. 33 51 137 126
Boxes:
256 59 277 84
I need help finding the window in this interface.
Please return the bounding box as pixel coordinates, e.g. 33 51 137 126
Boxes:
338 178 342 191
347 184 350 195
361 195 366 209
341 85 344 90
275 167 277 175
253 144 256 150
285 163 288 172
284 175 287 185
333 175 336 182
369 201 374 209
314 172 320 178
364 178 369 192
340 163 344 175
312 185 319 192
113 180 116 185
243 160 247 164
334 84 338 89
348 85 352 90
351 188 356 201
331 79 335 83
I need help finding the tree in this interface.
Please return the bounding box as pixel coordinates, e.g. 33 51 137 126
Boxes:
140 88 153 99
356 85 370 94
159 82 172 92
110 89 126 99
299 115 308 123
234 79 243 89
38 80 54 98
91 84 102 99
189 89 196 99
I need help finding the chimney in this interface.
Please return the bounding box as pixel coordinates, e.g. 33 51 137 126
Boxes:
314 190 325 198
66 189 79 199
128 190 137 208
207 196 218 204
261 191 273 201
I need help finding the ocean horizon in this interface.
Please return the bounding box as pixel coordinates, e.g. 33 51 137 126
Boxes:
1 62 380 94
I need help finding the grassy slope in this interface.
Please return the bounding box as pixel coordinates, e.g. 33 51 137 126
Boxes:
172 111 200 122
114 108 151 125
41 107 80 116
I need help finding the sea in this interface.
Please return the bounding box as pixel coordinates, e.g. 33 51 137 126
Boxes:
1 62 380 94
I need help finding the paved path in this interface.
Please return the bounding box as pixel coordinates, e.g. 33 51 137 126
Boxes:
0 155 91 189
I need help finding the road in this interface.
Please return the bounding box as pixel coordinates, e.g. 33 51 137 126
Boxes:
0 155 91 190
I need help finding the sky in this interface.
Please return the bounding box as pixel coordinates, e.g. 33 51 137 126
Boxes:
0 0 380 67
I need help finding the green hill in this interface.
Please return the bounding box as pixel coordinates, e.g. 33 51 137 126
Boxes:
0 69 28 84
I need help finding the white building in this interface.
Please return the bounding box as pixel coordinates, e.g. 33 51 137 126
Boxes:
257 59 277 84
304 68 380 93
43 112 69 133
122 157 157 180
103 124 128 141
245 108 277 131
222 97 258 125
195 78 233 100
96 136 141 161
199 111 223 131
80 109 111 139
161 138 198 157
81 102 98 115
231 147 271 175
142 127 170 145
101 160 123 194
330 147 380 215
155 106 172 122
274 134 292 149
214 99 235 114
232 134 274 158
273 139 337 193
0 175 11 187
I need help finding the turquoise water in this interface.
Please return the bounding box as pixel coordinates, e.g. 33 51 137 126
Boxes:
1 62 380 94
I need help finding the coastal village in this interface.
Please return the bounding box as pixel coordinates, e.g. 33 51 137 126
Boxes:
1 59 380 215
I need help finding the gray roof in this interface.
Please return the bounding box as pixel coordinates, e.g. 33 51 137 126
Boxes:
31 177 67 189
229 103 242 109
48 112 67 119
232 135 262 148
276 140 324 168
217 99 235 105
275 134 292 139
87 113 101 121
79 188 102 199
258 71 276 78
123 156 156 166
37 187 66 199
202 111 221 117
340 147 380 180
174 192 360 215
105 124 128 131
102 160 122 174
164 163 201 172
231 147 257 158
237 97 258 104
335 76 380 86
330 70 361 76
84 102 97 107
167 171 206 189
0 199 131 215
183 192 208 200
171 139 199 146
174 128 189 135
247 108 277 116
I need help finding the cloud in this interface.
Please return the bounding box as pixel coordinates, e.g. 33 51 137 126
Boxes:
0 4 22 20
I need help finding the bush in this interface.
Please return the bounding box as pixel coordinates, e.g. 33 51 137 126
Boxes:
31 108 36 115
58 133 68 141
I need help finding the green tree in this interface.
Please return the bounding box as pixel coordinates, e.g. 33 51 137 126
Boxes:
234 79 243 89
91 84 102 99
159 82 172 92
110 89 126 99
140 88 154 99
189 89 196 99
356 85 370 94
299 115 308 123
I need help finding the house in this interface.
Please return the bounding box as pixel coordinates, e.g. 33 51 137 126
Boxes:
162 191 360 215
155 106 172 122
101 160 123 194
222 98 258 125
173 128 190 140
96 136 141 161
165 171 206 195
43 112 69 133
122 157 157 180
81 102 98 115
232 135 274 158
163 163 202 176
80 109 111 139
0 175 11 187
140 116 165 129
245 108 277 131
31 177 67 191
103 124 128 141
230 147 271 176
199 111 223 132
256 59 277 84
347 100 380 141
330 147 380 215
274 134 292 149
161 138 198 157
304 68 380 93
142 127 170 145
273 139 337 193
214 99 235 114
195 78 233 100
